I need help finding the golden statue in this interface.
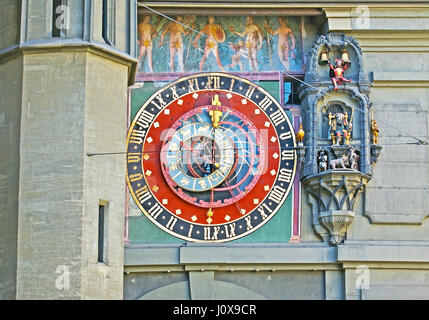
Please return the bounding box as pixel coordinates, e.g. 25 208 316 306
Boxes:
296 122 305 146
371 118 380 144
209 94 223 128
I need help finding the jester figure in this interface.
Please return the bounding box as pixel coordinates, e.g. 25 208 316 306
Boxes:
329 57 351 90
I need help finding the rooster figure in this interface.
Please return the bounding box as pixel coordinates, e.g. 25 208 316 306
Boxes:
296 122 305 146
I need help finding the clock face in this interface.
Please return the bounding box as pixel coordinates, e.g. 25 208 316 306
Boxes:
126 73 297 242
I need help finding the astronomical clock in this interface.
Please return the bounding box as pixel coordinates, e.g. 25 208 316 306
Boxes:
126 73 297 242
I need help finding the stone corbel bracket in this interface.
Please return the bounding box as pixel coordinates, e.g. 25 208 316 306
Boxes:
302 170 371 245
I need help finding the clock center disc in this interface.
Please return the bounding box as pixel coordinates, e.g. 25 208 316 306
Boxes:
160 105 264 208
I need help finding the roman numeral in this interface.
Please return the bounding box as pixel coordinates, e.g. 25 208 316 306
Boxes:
166 216 178 230
268 185 287 204
269 110 286 127
224 223 236 238
187 224 194 238
245 216 253 231
150 94 167 110
281 150 295 161
278 168 293 183
211 226 220 240
204 227 211 240
127 153 141 163
279 131 292 140
130 129 146 144
257 203 273 220
135 185 152 204
259 96 273 111
136 110 155 129
205 76 220 89
129 173 143 182
188 78 200 92
170 86 179 100
245 86 256 99
229 79 235 92
148 203 163 219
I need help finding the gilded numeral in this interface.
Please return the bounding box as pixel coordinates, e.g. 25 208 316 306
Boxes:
135 185 152 204
129 173 143 182
127 153 141 163
130 129 146 144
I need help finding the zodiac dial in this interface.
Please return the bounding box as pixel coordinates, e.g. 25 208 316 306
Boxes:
126 73 297 242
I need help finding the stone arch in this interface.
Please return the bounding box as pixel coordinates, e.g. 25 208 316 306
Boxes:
137 279 267 300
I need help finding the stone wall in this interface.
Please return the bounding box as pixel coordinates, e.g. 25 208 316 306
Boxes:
0 0 136 299
0 55 23 300
124 2 429 300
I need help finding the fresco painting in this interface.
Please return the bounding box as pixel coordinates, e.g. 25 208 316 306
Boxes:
137 15 303 73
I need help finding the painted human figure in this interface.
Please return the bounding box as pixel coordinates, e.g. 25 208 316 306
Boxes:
343 113 352 145
264 17 296 71
328 112 337 144
229 16 263 71
183 15 197 70
137 15 158 72
193 16 225 71
159 16 190 72
226 41 247 71
329 58 351 90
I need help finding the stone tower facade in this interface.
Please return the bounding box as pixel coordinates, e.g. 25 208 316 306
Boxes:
1 0 429 301
0 0 137 299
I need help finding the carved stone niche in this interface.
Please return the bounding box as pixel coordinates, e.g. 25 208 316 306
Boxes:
297 32 382 245
304 32 370 89
302 171 370 245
